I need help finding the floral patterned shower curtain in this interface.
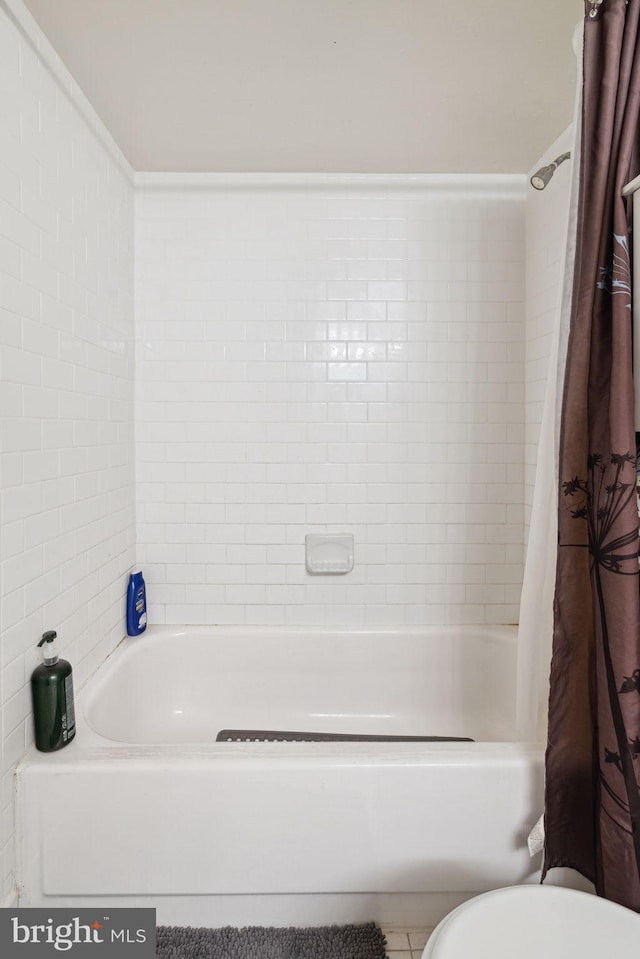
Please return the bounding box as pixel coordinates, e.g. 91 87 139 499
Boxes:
544 0 640 909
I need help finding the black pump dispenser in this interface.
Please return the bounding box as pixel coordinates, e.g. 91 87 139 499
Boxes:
31 630 76 751
38 630 58 663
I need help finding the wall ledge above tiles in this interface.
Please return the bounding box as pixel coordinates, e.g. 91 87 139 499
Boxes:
0 0 134 180
135 172 526 197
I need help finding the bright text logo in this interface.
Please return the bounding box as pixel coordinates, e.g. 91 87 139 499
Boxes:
0 909 155 957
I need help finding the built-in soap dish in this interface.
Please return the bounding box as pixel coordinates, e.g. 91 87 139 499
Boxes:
305 534 354 574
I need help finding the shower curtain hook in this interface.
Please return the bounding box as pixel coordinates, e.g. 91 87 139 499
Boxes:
588 0 604 19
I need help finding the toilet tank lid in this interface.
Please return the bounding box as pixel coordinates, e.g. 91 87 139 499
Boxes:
425 885 639 959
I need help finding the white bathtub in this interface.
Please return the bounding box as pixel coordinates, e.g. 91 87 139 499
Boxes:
16 625 544 927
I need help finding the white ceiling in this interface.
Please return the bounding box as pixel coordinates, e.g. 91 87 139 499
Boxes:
22 0 583 174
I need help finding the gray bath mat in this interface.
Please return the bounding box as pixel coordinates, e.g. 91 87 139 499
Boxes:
156 922 387 959
217 728 472 743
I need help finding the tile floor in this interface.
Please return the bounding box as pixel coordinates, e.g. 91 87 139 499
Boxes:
380 926 433 959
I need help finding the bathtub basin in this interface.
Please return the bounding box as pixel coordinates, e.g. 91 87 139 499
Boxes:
16 625 543 926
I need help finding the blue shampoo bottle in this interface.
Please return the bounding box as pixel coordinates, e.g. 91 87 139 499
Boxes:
126 570 147 635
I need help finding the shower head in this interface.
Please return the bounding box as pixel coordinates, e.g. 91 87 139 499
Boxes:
530 152 571 190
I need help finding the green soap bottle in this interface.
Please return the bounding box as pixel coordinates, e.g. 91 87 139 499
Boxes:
31 630 76 752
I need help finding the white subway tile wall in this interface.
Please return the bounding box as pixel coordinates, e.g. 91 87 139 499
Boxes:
524 128 573 533
0 3 135 900
135 178 525 628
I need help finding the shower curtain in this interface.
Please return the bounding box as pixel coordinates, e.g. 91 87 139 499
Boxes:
544 0 640 910
516 37 582 744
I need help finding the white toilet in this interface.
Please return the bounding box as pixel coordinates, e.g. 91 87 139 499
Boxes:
421 884 639 958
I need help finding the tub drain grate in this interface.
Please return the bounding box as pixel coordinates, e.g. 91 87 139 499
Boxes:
216 729 473 743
